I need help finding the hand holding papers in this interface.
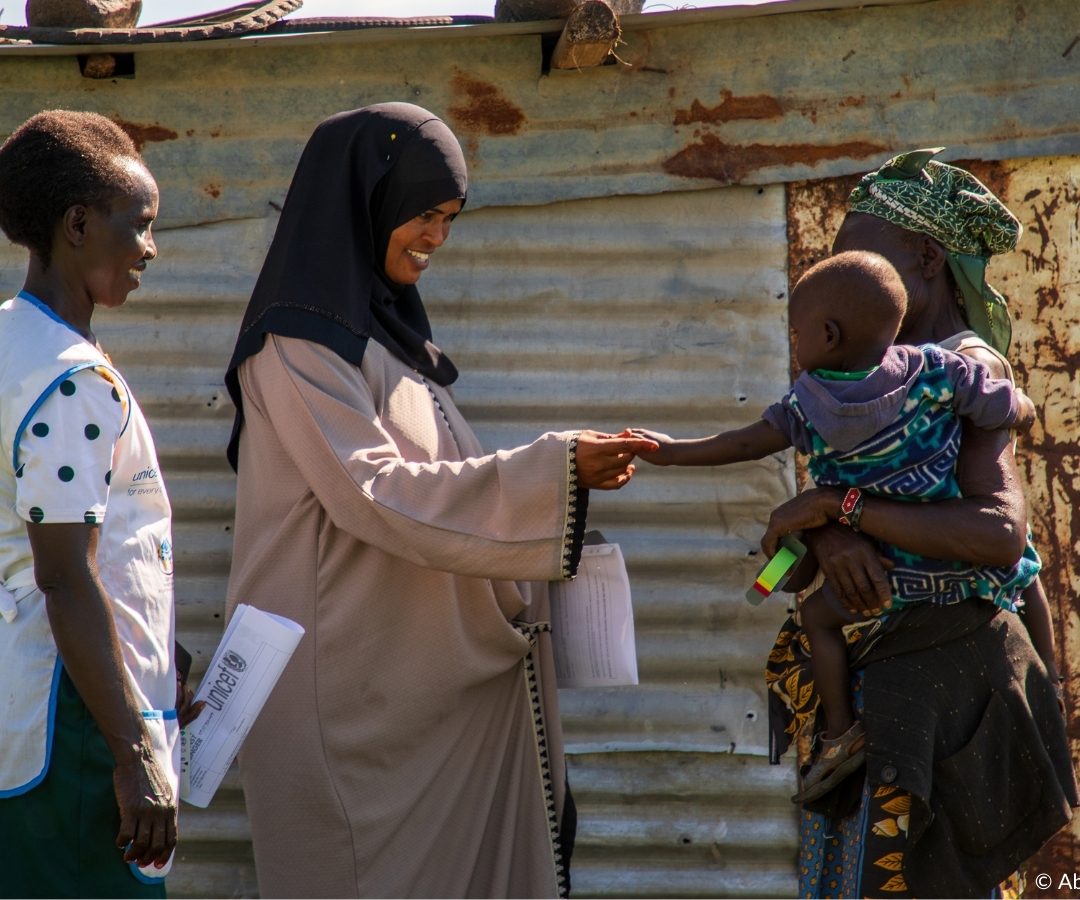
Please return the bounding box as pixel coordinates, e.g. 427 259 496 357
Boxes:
550 541 639 688
181 604 304 808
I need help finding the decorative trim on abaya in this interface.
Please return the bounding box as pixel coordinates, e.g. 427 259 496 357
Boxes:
515 621 569 900
562 434 588 580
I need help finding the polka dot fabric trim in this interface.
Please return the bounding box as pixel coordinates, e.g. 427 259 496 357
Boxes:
15 368 124 525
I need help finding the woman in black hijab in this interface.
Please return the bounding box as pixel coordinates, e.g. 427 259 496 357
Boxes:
225 102 465 453
223 103 655 899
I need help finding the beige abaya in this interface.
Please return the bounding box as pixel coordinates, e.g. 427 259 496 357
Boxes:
226 334 580 899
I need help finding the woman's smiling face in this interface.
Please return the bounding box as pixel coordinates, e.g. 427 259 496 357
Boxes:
383 198 463 287
80 159 159 309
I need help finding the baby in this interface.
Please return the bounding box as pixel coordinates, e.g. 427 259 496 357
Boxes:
634 250 1043 803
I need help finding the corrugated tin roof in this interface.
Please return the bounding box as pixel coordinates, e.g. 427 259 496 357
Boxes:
0 0 943 55
2 0 1076 228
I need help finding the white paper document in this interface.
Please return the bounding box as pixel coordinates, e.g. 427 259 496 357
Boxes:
181 603 304 808
550 543 639 688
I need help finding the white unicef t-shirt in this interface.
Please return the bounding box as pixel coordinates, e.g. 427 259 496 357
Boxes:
14 368 123 527
0 293 178 882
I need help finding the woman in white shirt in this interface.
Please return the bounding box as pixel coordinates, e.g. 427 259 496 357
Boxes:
0 110 198 898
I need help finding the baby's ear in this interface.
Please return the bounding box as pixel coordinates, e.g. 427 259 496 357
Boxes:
823 318 841 348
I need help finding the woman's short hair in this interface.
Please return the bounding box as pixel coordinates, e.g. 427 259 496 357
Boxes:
0 110 145 267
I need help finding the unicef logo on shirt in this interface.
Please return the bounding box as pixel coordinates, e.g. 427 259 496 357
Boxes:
223 651 247 673
158 538 173 575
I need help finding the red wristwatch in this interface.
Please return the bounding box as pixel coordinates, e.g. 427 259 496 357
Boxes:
838 487 864 530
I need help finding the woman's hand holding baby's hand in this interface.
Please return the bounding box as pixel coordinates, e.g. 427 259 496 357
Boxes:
575 429 660 490
625 428 678 465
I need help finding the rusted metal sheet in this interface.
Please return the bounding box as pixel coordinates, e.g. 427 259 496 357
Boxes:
988 156 1080 891
0 0 1077 227
787 154 1080 894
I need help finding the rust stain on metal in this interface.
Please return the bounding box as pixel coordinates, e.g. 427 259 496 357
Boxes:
967 159 1080 885
955 158 1013 211
203 184 221 199
784 174 861 491
785 176 860 283
114 119 178 151
673 91 782 125
447 71 526 136
663 135 886 183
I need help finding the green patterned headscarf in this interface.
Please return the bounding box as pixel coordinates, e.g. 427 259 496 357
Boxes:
848 147 1021 354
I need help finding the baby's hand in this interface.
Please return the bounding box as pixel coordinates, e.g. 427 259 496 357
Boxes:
627 428 678 465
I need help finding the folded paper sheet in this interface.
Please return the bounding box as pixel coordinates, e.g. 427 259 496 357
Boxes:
550 542 639 688
181 603 304 808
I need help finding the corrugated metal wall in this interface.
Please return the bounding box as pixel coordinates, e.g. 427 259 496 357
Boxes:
2 0 1079 894
0 185 794 894
0 186 798 897
431 187 798 897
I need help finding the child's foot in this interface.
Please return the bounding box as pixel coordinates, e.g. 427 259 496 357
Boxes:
791 720 866 804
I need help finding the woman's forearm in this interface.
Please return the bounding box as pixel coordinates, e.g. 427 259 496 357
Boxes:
30 523 153 763
857 491 1026 566
771 455 1026 570
862 421 1027 565
790 418 1027 567
44 574 153 765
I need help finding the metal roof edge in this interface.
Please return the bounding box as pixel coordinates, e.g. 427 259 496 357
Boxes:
0 0 938 56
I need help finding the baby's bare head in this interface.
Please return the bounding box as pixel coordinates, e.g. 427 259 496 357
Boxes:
792 251 907 356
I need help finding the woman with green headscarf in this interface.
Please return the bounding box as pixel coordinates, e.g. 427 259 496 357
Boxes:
761 150 1076 898
835 148 1056 677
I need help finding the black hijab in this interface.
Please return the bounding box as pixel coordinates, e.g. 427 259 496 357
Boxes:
224 103 468 471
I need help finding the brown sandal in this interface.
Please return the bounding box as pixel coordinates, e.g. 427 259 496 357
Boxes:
791 720 866 804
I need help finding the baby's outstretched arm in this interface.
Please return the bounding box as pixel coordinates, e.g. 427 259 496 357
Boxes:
630 420 790 467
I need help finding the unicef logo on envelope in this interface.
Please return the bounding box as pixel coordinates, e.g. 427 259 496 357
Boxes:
223 651 247 672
